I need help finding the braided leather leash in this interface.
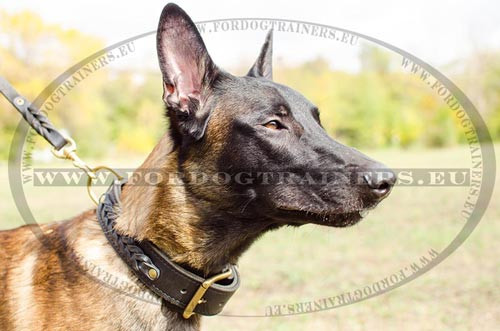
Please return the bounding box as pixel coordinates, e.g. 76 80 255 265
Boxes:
0 76 67 150
0 76 121 205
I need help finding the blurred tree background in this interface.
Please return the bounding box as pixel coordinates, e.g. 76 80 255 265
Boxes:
1 10 499 160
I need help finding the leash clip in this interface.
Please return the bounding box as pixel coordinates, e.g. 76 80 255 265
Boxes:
51 133 96 180
52 133 123 205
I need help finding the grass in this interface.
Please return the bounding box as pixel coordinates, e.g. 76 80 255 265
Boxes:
0 145 498 330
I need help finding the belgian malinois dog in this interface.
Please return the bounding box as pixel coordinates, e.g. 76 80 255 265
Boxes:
0 3 395 330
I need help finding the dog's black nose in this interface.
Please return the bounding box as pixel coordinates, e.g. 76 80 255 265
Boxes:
363 169 396 200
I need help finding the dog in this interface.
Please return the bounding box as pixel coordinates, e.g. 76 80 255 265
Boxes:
0 3 395 330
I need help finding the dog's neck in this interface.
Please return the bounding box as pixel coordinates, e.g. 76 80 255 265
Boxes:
114 134 274 276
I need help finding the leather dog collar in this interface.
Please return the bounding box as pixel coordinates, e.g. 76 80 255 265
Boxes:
96 180 240 318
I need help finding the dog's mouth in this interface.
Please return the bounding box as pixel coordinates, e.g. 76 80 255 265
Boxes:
275 207 372 227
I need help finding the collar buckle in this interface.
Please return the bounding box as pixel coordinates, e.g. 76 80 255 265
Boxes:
182 268 233 319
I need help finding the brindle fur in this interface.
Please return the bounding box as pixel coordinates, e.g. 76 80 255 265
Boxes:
0 3 395 330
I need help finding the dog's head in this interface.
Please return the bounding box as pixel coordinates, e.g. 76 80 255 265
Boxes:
156 4 395 228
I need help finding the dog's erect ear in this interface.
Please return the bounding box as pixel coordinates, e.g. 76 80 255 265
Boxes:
157 3 218 140
247 30 273 80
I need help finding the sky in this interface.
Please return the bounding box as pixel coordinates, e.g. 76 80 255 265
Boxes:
2 0 500 73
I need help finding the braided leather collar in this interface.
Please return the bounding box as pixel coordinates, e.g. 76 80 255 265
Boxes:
96 180 240 318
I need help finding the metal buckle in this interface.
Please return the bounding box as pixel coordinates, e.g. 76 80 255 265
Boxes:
182 268 233 319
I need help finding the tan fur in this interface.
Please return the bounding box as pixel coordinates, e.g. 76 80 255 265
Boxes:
115 134 174 237
0 210 199 330
0 132 217 330
0 103 268 329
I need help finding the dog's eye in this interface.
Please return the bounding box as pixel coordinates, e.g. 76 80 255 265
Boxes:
263 120 283 130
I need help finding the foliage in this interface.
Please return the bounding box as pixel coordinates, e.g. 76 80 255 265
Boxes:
1 10 499 160
0 10 164 159
275 54 475 149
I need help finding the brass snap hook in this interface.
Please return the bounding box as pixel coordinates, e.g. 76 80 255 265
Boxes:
51 134 96 180
52 132 122 205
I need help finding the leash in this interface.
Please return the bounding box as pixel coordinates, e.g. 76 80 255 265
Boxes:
1 76 240 318
0 76 121 205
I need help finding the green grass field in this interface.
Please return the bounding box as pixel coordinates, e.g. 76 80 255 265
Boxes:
0 145 498 330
